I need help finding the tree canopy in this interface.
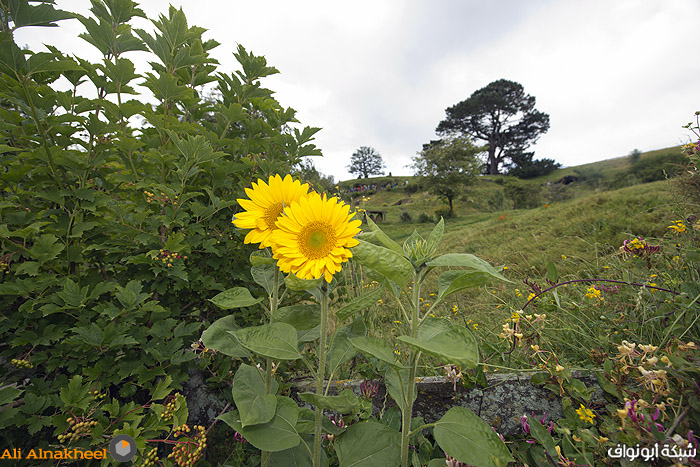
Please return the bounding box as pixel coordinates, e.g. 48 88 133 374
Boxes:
412 136 484 216
437 79 550 175
348 146 385 178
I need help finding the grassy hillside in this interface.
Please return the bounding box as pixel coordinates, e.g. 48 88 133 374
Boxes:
337 147 696 363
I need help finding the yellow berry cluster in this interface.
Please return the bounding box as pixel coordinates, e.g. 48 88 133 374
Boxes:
161 394 181 421
140 447 159 467
157 249 187 268
89 389 105 400
144 191 176 205
0 260 9 274
167 424 206 467
57 417 98 443
11 358 33 368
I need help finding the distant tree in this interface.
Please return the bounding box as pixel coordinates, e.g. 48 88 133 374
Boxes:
294 158 335 193
437 79 550 175
348 146 385 178
411 136 483 217
628 148 642 164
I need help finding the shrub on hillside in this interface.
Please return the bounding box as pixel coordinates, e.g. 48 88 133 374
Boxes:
503 177 542 209
418 213 433 223
435 207 453 218
400 211 413 222
405 183 421 194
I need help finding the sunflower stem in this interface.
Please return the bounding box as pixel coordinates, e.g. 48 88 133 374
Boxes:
313 282 329 467
261 266 280 467
400 273 420 467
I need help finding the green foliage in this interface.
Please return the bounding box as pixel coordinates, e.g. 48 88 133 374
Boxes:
399 211 412 222
502 177 542 209
0 0 321 461
417 212 433 223
412 136 483 216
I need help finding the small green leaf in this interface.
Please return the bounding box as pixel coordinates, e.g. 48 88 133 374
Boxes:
233 364 276 427
275 305 320 331
434 406 513 467
200 315 248 358
364 216 403 255
530 373 549 386
437 270 490 300
152 376 173 401
0 386 22 406
234 323 301 360
352 240 412 287
29 234 64 264
269 434 328 467
335 421 401 467
285 273 321 291
425 217 445 257
210 287 263 309
251 264 277 296
298 389 358 414
426 253 510 283
336 287 384 322
398 319 479 369
384 368 415 410
527 415 557 458
218 396 300 452
250 251 275 265
350 336 403 368
327 320 365 376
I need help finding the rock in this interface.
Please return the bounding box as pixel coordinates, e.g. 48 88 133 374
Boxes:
291 371 605 437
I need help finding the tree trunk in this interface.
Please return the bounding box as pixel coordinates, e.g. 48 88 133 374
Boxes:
488 146 499 175
448 197 454 217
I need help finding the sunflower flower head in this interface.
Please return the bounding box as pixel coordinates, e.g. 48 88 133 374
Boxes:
271 192 361 282
233 174 310 249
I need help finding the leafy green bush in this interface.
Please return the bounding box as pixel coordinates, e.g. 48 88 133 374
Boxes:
0 0 320 461
502 177 542 209
435 207 453 219
417 213 433 223
399 211 412 222
404 183 421 194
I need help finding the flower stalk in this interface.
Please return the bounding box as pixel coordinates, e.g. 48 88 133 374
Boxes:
314 283 330 467
400 273 421 467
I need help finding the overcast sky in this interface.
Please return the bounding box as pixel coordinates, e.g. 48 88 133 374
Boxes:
15 0 700 181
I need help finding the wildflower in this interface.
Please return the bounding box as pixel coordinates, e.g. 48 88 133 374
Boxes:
233 174 310 249
555 364 564 372
393 320 401 324
576 404 595 424
272 192 361 282
561 254 567 259
360 380 379 400
442 365 462 391
527 293 536 301
515 288 523 297
667 220 686 234
585 286 602 299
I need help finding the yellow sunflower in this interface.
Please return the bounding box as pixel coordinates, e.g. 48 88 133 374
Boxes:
271 192 362 282
232 174 310 249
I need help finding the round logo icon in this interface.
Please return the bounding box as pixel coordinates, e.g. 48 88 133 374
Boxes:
109 434 137 462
